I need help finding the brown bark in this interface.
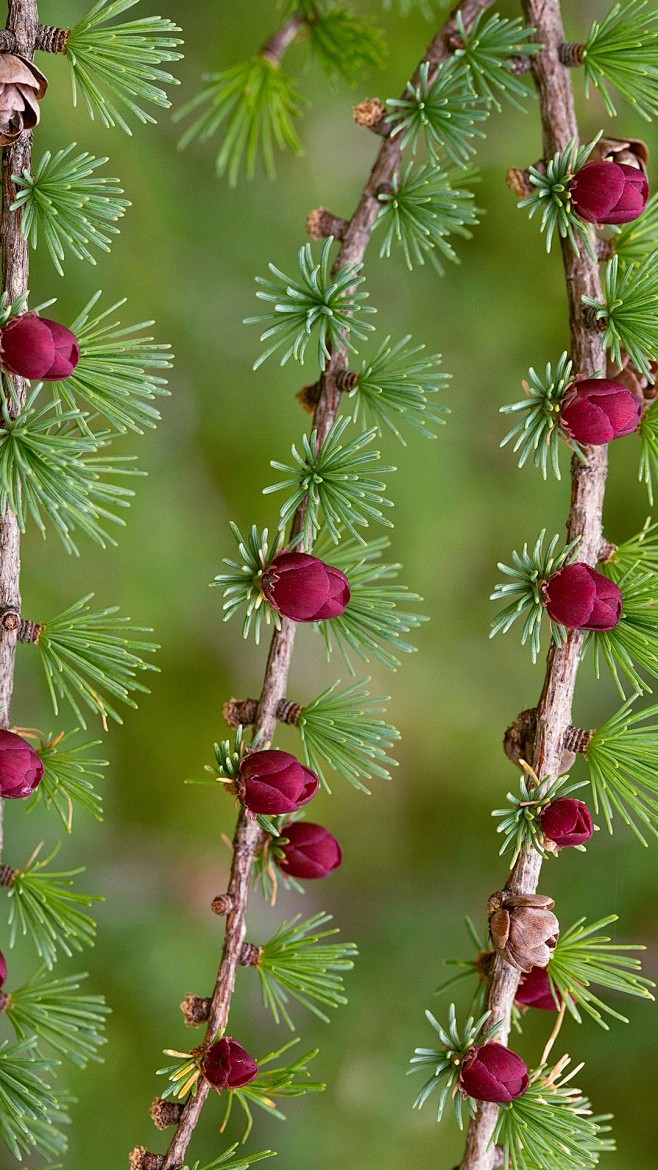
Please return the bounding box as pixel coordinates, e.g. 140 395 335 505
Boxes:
158 2 499 1165
459 2 607 1166
0 1 39 858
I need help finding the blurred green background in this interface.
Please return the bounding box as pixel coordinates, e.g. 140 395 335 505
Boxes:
3 0 657 1166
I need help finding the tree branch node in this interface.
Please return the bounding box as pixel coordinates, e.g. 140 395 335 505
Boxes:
352 97 388 135
35 24 69 53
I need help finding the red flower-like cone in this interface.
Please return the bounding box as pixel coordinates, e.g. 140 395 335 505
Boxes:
515 966 562 1012
262 552 350 622
0 729 44 799
571 161 649 225
540 797 594 849
0 951 6 989
201 1038 258 1091
0 316 80 381
238 749 318 815
460 1043 529 1103
560 379 641 445
278 822 343 879
542 563 622 631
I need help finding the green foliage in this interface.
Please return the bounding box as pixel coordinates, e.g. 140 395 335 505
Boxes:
639 400 658 504
409 1003 502 1128
375 163 480 274
36 594 158 727
586 564 658 696
6 967 110 1066
492 771 589 866
586 696 658 842
490 530 579 663
386 58 489 166
518 137 599 255
11 145 130 276
176 56 305 186
246 239 376 370
605 521 658 578
65 0 183 134
212 524 280 644
493 1059 614 1170
349 334 449 443
614 191 658 266
382 0 435 17
265 416 394 545
298 678 399 793
499 353 586 480
249 912 357 1029
0 388 137 555
53 291 173 434
583 252 658 379
581 0 658 121
306 8 388 84
6 847 100 968
316 535 427 670
0 1038 67 1160
222 1040 324 1141
186 1148 276 1170
452 11 540 111
548 915 654 1028
209 726 245 785
33 730 106 830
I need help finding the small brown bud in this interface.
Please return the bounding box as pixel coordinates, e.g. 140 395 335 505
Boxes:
150 1097 184 1130
306 207 348 241
129 1148 164 1170
211 893 234 916
296 381 321 413
17 619 44 644
180 993 211 1026
353 97 387 134
488 891 559 973
0 865 16 888
223 697 258 729
506 167 533 198
0 609 20 632
35 25 70 55
503 708 537 767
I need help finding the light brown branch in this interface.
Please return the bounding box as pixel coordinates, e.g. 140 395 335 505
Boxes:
459 1 608 1166
157 2 499 1166
0 1 40 856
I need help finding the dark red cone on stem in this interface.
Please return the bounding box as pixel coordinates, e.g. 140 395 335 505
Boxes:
540 797 593 848
0 316 80 381
201 1038 258 1091
560 379 641 445
571 161 648 225
238 749 318 815
278 822 343 879
515 966 562 1012
262 552 350 622
542 563 622 631
0 729 44 799
460 1043 529 1103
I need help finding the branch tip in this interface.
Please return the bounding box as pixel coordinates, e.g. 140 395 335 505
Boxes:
558 42 586 68
17 618 44 644
239 942 263 967
35 24 69 53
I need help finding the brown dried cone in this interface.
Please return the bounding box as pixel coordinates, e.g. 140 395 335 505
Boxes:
487 891 559 973
589 135 650 174
0 53 47 145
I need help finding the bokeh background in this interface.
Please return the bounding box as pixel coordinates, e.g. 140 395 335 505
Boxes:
3 0 658 1166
